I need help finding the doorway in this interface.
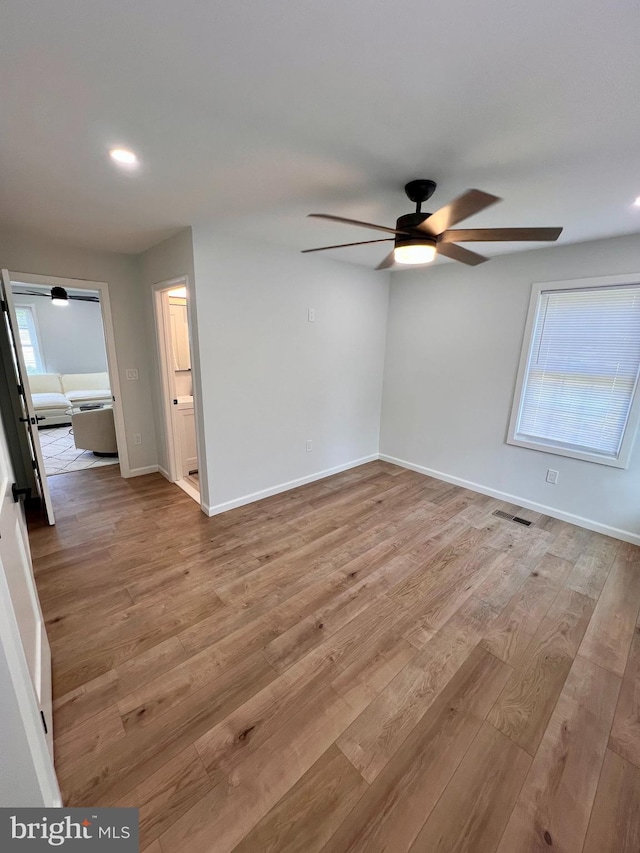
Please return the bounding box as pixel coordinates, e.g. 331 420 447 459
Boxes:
11 282 119 478
152 277 200 503
0 271 128 524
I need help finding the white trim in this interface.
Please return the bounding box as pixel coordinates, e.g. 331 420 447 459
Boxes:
175 477 200 503
204 454 379 517
124 464 159 478
379 453 640 546
150 276 203 508
8 271 132 478
507 273 640 469
151 280 182 484
151 275 205 512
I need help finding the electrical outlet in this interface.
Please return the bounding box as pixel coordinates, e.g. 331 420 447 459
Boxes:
126 368 139 380
133 433 142 445
306 439 313 452
307 308 315 323
546 469 559 484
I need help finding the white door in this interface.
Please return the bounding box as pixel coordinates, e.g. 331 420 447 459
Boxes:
0 269 55 525
0 399 59 805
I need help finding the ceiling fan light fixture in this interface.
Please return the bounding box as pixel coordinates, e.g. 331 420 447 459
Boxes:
303 181 561 269
393 242 437 265
51 286 69 306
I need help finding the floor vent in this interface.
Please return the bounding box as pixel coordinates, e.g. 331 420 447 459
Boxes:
493 510 515 521
492 509 532 527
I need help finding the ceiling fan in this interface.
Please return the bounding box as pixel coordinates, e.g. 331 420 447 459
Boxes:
303 180 562 268
12 287 99 304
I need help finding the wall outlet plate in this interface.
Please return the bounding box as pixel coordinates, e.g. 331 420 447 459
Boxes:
546 469 559 484
126 368 139 380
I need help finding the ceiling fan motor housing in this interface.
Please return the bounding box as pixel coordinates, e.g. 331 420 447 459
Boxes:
394 212 436 251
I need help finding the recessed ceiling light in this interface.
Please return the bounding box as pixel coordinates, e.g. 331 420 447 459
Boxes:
109 148 138 165
634 196 640 207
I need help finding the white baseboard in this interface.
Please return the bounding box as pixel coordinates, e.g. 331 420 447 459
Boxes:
379 453 640 546
175 477 200 504
203 454 379 517
124 464 159 478
158 466 172 482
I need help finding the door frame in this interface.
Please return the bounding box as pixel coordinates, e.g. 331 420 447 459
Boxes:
8 271 131 478
151 276 201 504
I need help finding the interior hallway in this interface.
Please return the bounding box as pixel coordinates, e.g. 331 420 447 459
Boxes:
28 461 640 852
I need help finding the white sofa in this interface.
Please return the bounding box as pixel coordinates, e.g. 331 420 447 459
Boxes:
29 373 112 427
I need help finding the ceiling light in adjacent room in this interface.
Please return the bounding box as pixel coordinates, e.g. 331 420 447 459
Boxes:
51 286 69 306
634 196 640 207
109 148 138 166
393 242 437 265
167 287 187 298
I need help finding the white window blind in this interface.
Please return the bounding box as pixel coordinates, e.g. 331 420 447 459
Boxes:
515 283 640 459
14 305 44 374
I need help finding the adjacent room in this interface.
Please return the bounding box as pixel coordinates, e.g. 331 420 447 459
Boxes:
1 2 639 852
10 281 119 477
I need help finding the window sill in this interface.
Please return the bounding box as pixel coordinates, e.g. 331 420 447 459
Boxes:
506 434 629 469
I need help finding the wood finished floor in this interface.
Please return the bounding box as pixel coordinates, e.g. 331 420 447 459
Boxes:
28 461 640 853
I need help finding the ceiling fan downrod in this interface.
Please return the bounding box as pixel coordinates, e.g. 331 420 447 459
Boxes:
404 179 437 214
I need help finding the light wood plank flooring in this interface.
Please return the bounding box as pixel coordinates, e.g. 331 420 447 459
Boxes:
27 461 640 852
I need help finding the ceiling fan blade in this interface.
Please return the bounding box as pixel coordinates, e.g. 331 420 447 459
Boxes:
308 213 409 236
376 252 397 270
437 242 488 266
301 238 394 254
416 189 502 236
440 227 563 243
13 288 99 302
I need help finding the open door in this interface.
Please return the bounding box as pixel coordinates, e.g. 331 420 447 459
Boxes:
0 269 55 525
0 395 59 805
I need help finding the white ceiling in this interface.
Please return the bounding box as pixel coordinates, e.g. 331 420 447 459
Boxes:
1 0 640 267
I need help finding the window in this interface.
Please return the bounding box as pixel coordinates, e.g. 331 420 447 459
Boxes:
14 305 45 374
508 275 640 468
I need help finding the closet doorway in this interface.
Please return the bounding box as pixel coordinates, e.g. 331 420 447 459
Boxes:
152 277 200 504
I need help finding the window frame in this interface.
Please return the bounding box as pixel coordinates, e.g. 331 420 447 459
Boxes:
13 302 46 375
507 273 640 469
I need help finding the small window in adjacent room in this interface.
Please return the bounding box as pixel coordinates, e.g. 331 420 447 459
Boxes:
14 305 45 374
508 276 640 468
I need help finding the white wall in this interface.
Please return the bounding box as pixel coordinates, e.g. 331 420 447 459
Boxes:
0 226 157 473
12 291 108 375
380 232 640 542
191 229 389 512
137 228 202 489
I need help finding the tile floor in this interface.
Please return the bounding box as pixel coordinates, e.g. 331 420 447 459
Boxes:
38 426 119 476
